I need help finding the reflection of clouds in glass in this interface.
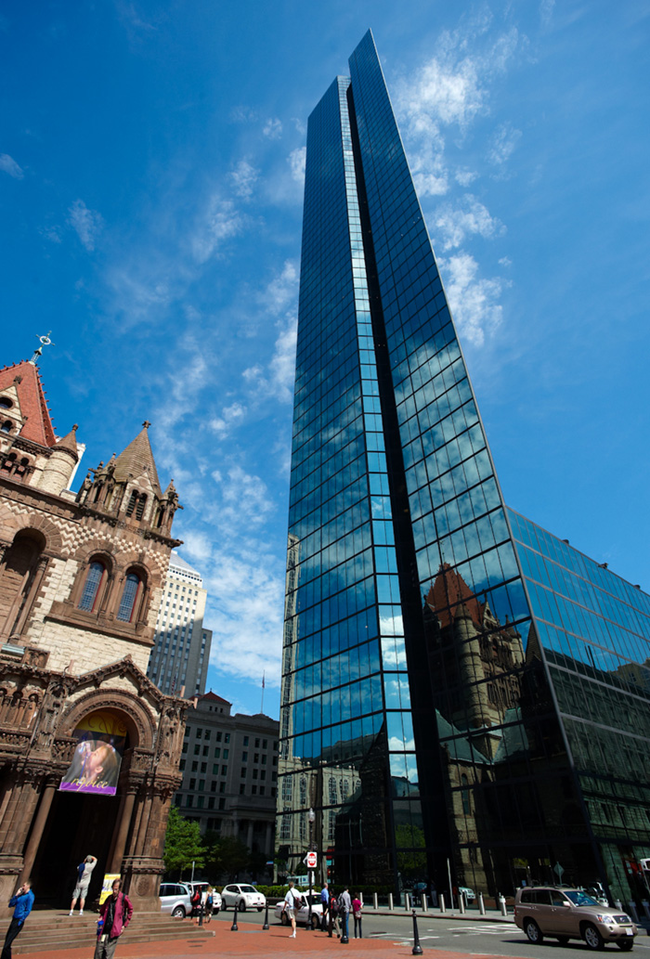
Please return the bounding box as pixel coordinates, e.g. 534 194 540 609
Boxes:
379 607 404 636
389 735 416 751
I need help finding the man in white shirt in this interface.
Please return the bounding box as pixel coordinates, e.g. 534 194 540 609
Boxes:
283 882 301 938
69 855 97 916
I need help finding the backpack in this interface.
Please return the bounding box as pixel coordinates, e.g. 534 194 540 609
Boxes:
206 894 213 908
330 897 338 916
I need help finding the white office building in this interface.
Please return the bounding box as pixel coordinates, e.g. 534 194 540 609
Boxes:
147 552 212 697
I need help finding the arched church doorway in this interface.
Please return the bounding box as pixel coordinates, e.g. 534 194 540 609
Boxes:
29 709 132 907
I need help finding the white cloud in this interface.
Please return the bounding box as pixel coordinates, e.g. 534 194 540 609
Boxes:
39 225 62 244
488 123 522 166
229 159 259 199
455 169 478 187
433 195 505 250
210 401 246 439
243 312 297 404
191 194 244 263
0 154 23 179
288 146 306 184
68 199 103 251
263 259 298 315
263 118 283 139
217 465 274 524
439 252 505 346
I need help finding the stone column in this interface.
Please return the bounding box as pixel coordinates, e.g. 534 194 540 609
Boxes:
19 781 57 883
108 787 138 874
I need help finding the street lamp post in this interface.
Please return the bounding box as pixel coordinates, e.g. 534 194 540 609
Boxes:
308 807 316 928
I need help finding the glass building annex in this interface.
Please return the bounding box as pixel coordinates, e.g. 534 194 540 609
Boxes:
277 30 650 904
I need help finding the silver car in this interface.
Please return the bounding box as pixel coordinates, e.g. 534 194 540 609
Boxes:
514 886 637 950
159 881 192 918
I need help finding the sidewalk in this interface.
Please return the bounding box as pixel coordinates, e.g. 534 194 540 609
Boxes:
13 918 513 959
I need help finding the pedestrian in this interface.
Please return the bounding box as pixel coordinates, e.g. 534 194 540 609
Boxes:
338 887 351 941
94 878 133 959
329 893 340 938
204 886 214 924
320 882 329 928
283 881 301 938
190 887 201 919
2 880 34 959
352 894 362 938
69 854 97 916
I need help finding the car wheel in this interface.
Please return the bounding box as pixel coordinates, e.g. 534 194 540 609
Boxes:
311 914 320 930
239 899 247 912
556 937 569 945
281 911 290 926
172 905 186 919
214 907 220 916
525 919 544 944
583 923 605 950
617 942 633 952
257 906 264 912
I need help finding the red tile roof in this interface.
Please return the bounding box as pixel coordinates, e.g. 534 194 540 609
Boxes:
0 361 57 448
200 692 232 705
424 562 484 628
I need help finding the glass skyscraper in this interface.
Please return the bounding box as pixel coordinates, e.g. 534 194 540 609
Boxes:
278 30 650 904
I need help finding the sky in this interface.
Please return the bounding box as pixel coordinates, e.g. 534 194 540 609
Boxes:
1 0 649 719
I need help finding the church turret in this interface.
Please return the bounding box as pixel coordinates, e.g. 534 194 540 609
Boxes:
38 424 79 495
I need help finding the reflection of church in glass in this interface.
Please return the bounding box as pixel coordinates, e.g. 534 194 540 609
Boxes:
277 29 650 904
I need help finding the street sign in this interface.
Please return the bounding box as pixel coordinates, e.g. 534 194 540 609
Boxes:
553 862 564 879
306 851 318 869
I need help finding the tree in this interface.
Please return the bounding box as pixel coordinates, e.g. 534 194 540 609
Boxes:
163 806 205 877
204 834 250 881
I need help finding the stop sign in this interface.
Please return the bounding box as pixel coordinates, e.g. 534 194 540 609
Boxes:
306 851 318 869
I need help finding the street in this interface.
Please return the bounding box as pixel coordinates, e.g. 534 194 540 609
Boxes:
209 907 650 958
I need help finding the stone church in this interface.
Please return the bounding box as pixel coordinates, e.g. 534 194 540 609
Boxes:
0 352 189 910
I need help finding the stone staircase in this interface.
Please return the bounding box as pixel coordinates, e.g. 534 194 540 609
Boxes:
13 910 212 955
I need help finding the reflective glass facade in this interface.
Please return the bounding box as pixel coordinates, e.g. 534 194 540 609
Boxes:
278 30 650 903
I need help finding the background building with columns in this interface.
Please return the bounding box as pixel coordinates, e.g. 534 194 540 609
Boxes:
175 692 278 876
0 353 188 911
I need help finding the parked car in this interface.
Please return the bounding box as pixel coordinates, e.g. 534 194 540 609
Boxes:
221 883 266 912
275 894 324 929
183 881 222 913
159 882 192 918
514 886 637 950
458 886 476 903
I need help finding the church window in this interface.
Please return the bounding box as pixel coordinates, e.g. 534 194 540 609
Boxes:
125 490 138 517
135 493 147 521
1 420 12 433
0 397 12 409
78 561 105 611
461 774 471 815
117 572 141 622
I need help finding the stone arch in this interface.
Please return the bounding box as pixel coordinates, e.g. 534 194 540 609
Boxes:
1 515 64 555
60 688 157 752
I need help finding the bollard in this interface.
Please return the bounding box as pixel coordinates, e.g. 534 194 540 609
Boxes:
360 892 364 907
411 909 423 956
405 892 411 911
373 893 378 910
459 893 466 915
615 900 623 910
439 892 446 914
341 910 349 944
628 902 639 924
478 892 486 916
198 903 203 927
642 900 650 921
231 902 239 931
388 892 394 911
262 901 270 930
499 895 507 917
422 894 428 913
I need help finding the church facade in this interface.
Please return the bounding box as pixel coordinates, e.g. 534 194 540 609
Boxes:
0 355 188 910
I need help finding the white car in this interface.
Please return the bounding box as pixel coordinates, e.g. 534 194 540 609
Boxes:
159 882 192 918
183 881 222 913
459 886 476 903
275 894 324 929
221 883 266 912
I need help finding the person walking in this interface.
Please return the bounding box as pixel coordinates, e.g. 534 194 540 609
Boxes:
283 881 301 938
70 854 97 916
94 878 132 959
352 894 362 938
320 882 330 928
204 887 214 924
2 881 34 959
338 887 351 942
